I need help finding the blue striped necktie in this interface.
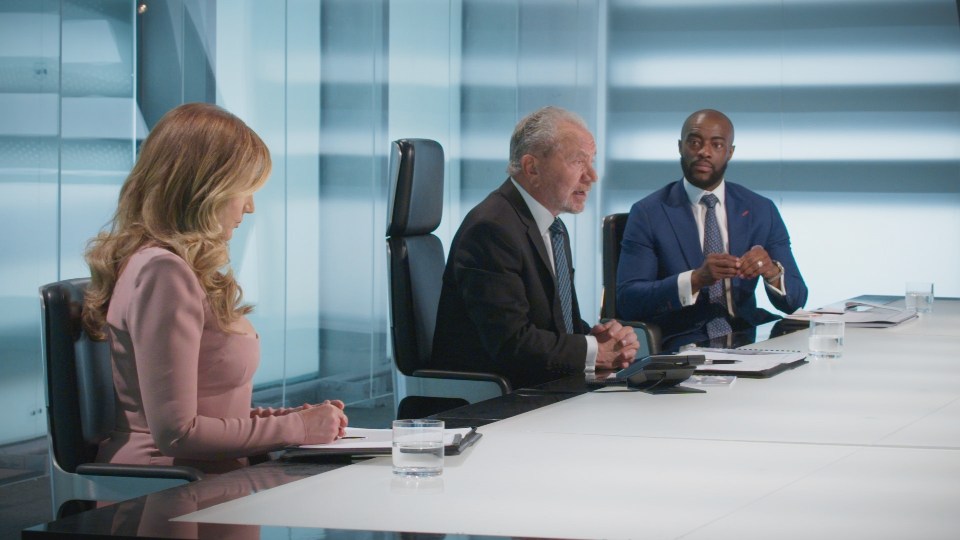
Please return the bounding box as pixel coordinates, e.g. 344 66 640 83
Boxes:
700 193 733 338
549 218 574 334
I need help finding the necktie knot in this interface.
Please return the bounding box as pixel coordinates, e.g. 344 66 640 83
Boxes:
549 218 564 236
700 192 719 209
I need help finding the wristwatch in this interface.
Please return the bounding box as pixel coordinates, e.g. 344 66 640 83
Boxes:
770 260 785 280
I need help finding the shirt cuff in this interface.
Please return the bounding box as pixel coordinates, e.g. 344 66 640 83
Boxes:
678 270 697 306
764 273 786 296
584 335 598 372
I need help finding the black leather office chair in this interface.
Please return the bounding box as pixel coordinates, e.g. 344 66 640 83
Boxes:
40 278 202 518
386 139 512 419
601 213 662 355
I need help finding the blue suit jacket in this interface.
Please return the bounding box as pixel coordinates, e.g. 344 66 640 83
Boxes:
616 180 807 347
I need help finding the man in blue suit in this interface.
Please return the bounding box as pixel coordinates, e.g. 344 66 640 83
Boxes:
616 109 807 350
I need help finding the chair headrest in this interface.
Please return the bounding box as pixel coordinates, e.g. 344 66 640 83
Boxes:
386 138 444 237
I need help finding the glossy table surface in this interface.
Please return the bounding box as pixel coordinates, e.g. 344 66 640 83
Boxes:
24 297 960 539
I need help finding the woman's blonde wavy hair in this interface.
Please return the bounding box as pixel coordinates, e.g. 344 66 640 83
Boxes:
83 102 271 340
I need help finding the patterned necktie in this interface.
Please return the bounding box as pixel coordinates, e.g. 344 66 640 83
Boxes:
700 193 733 338
549 218 574 334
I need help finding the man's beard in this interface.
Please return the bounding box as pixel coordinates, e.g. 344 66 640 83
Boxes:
681 157 727 189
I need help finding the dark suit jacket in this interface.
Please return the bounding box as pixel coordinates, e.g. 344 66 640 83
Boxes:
431 179 590 389
616 180 807 348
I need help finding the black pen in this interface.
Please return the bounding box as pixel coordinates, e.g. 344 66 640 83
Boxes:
338 436 365 440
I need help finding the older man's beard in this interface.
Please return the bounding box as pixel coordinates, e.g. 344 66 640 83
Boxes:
681 157 727 190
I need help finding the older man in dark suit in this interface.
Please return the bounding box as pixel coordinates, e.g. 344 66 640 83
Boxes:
432 106 639 389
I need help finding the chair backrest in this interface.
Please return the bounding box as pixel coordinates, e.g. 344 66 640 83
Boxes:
386 138 446 376
600 213 662 355
39 278 115 474
600 213 629 320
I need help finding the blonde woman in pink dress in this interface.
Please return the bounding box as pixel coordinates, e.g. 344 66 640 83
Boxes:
83 103 348 474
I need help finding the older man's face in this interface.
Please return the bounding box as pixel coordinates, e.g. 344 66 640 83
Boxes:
532 122 598 216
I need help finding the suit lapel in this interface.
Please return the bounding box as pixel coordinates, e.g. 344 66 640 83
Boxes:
662 181 704 269
499 180 553 275
499 180 569 332
725 184 750 258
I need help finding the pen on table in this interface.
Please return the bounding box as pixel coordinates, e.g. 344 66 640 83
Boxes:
338 436 365 440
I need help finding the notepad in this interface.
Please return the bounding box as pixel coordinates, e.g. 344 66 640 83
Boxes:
283 427 481 458
676 349 807 378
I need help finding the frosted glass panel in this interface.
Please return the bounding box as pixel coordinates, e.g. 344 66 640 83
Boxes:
59 0 136 279
215 1 293 385
458 0 603 318
0 0 135 445
782 192 960 309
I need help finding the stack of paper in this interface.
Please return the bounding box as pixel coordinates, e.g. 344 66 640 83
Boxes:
677 348 807 378
784 301 917 328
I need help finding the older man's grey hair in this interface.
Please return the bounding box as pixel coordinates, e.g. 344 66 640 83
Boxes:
507 106 588 177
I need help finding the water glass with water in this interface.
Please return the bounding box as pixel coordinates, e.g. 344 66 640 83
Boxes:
808 318 844 358
392 419 444 477
905 282 934 314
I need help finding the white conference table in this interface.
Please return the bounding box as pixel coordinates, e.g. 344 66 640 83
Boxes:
174 299 960 539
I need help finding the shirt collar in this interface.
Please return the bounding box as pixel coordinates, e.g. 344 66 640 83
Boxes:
510 177 556 236
683 177 727 207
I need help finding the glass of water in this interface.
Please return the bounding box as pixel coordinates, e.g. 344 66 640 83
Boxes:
392 419 444 477
905 281 934 314
808 318 844 358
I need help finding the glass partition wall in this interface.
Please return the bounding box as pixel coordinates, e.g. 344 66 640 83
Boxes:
0 0 64 447
0 0 139 446
145 0 400 416
0 0 958 449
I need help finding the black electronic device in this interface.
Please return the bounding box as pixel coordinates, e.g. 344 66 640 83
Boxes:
614 354 704 388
